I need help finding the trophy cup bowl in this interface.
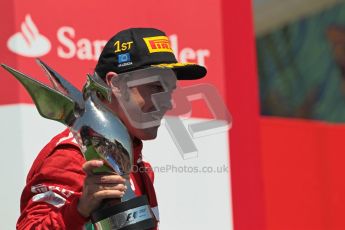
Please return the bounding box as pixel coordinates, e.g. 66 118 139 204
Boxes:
73 91 156 230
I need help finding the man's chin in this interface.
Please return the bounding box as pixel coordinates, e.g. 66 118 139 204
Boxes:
134 126 159 140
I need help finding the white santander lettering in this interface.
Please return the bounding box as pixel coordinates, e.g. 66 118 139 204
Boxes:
169 34 178 58
77 38 93 60
57 26 76 59
179 48 196 63
57 27 107 61
196 49 210 67
169 34 210 67
93 40 107 60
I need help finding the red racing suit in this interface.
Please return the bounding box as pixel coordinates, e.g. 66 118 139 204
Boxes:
17 129 159 230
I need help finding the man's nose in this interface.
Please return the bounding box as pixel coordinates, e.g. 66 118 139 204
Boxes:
137 93 145 108
131 87 145 108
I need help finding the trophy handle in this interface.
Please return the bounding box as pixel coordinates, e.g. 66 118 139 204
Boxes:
1 64 78 125
36 58 84 111
83 73 112 102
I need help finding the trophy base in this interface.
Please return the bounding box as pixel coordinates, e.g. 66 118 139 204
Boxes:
91 195 156 230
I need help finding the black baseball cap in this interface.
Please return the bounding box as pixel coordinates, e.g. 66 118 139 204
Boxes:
95 28 207 80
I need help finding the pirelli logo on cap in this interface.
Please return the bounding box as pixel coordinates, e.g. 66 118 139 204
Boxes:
143 36 173 53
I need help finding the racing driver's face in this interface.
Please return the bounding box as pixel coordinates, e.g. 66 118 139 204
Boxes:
105 71 176 140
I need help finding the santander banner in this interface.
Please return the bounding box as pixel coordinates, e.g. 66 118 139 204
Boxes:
1 8 221 107
7 15 209 68
0 0 262 230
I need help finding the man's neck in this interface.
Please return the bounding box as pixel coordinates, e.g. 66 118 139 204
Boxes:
132 136 142 148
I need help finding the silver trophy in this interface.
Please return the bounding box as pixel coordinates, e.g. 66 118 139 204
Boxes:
1 60 171 230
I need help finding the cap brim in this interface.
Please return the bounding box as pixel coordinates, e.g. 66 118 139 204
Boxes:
151 63 207 80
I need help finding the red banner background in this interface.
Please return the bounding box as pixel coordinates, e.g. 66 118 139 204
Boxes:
0 0 264 229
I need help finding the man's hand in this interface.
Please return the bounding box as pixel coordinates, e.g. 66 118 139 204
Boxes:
77 160 127 218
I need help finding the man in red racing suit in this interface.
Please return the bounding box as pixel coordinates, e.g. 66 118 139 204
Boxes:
16 28 206 229
17 129 158 229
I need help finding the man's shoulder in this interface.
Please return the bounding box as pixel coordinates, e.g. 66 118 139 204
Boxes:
51 129 79 148
27 129 82 181
39 128 81 160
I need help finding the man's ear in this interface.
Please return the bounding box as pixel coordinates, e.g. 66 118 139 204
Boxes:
105 72 118 85
105 71 121 97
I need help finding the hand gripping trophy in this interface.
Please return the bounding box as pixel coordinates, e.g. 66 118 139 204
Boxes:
2 59 176 229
